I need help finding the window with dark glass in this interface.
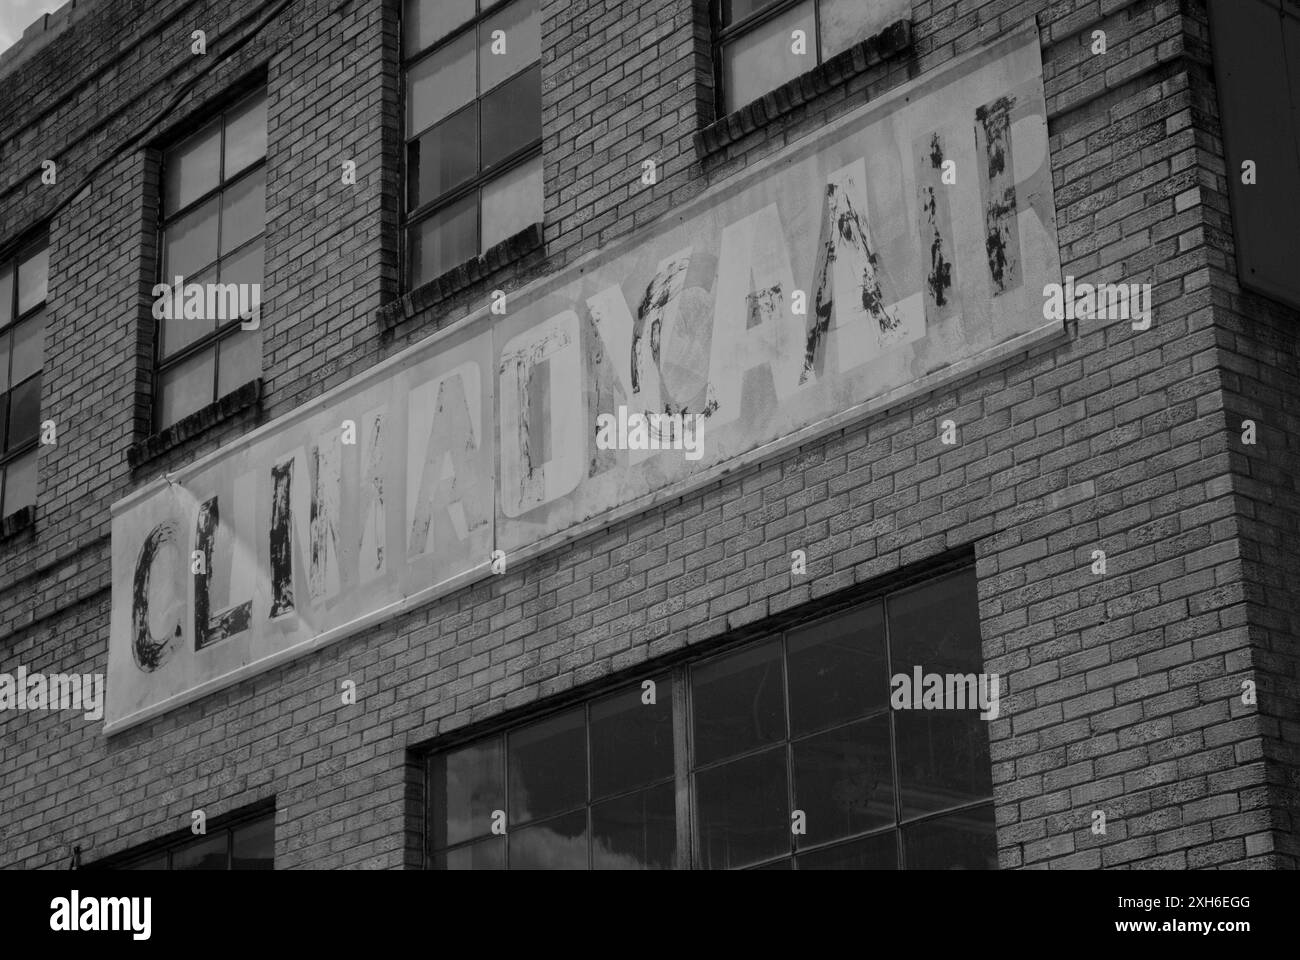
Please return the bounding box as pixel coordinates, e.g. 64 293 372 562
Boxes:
115 809 275 870
403 0 543 287
426 566 995 869
713 0 906 114
1206 0 1300 310
428 677 678 869
0 238 47 520
155 90 267 430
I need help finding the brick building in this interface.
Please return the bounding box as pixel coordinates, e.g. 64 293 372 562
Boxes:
0 0 1297 870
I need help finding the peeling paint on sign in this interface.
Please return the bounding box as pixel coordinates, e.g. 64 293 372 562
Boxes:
107 29 1061 732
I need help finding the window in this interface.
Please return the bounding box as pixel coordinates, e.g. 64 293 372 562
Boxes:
713 0 908 114
403 0 543 287
155 90 267 430
1207 0 1300 309
114 809 275 870
426 567 996 869
0 238 47 520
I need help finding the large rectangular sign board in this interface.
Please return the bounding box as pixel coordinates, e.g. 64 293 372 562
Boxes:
107 27 1062 732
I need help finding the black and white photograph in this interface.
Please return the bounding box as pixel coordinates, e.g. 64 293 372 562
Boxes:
0 0 1294 942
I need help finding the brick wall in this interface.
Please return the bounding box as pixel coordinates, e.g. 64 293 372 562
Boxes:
1190 0 1300 869
0 0 1294 869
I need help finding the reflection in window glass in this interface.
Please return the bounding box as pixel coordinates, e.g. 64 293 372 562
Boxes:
216 326 263 397
2 450 37 515
11 311 44 384
696 747 789 870
116 811 276 870
0 264 12 328
479 0 540 92
159 267 217 357
7 374 40 448
798 830 897 869
591 782 677 870
895 708 992 820
889 568 983 674
786 601 887 736
430 738 504 848
717 0 907 112
126 854 169 871
509 708 586 824
692 641 785 765
219 167 266 255
158 349 215 426
170 833 228 870
163 197 220 279
231 816 275 870
0 240 47 519
156 89 267 430
479 65 542 169
404 0 542 287
431 835 505 870
721 1 815 112
403 0 475 58
406 29 477 136
818 0 907 59
409 105 479 209
17 246 49 316
792 715 894 848
410 193 478 283
164 122 221 213
902 805 997 869
590 677 673 800
510 809 589 869
427 567 994 869
219 239 265 288
223 95 268 178
480 155 543 252
721 0 774 26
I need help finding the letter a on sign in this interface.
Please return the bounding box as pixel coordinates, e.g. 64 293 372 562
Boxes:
498 311 585 517
407 363 490 563
709 204 803 426
804 159 922 383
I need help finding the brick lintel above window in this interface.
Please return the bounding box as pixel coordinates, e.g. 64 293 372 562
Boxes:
127 378 262 470
377 220 544 332
696 18 913 159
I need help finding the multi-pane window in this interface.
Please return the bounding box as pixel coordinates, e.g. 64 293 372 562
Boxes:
155 90 267 430
403 0 543 287
116 810 274 870
428 677 678 869
0 238 47 520
426 567 996 869
713 0 907 114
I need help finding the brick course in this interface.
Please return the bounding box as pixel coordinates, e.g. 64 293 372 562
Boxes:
0 0 1295 870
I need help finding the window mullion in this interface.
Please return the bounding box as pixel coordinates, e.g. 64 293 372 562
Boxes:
882 594 906 868
672 664 692 870
211 122 225 410
781 632 796 868
501 733 510 868
812 0 823 65
585 701 593 871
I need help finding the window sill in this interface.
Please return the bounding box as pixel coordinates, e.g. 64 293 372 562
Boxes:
127 379 263 470
0 504 35 543
695 19 913 159
377 221 545 332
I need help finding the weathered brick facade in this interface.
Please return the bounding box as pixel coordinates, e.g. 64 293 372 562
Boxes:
0 0 1295 869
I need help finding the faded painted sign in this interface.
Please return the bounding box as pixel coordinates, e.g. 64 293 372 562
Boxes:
106 27 1061 732
108 323 495 729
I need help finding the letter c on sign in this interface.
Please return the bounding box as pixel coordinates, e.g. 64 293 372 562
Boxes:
130 520 186 672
